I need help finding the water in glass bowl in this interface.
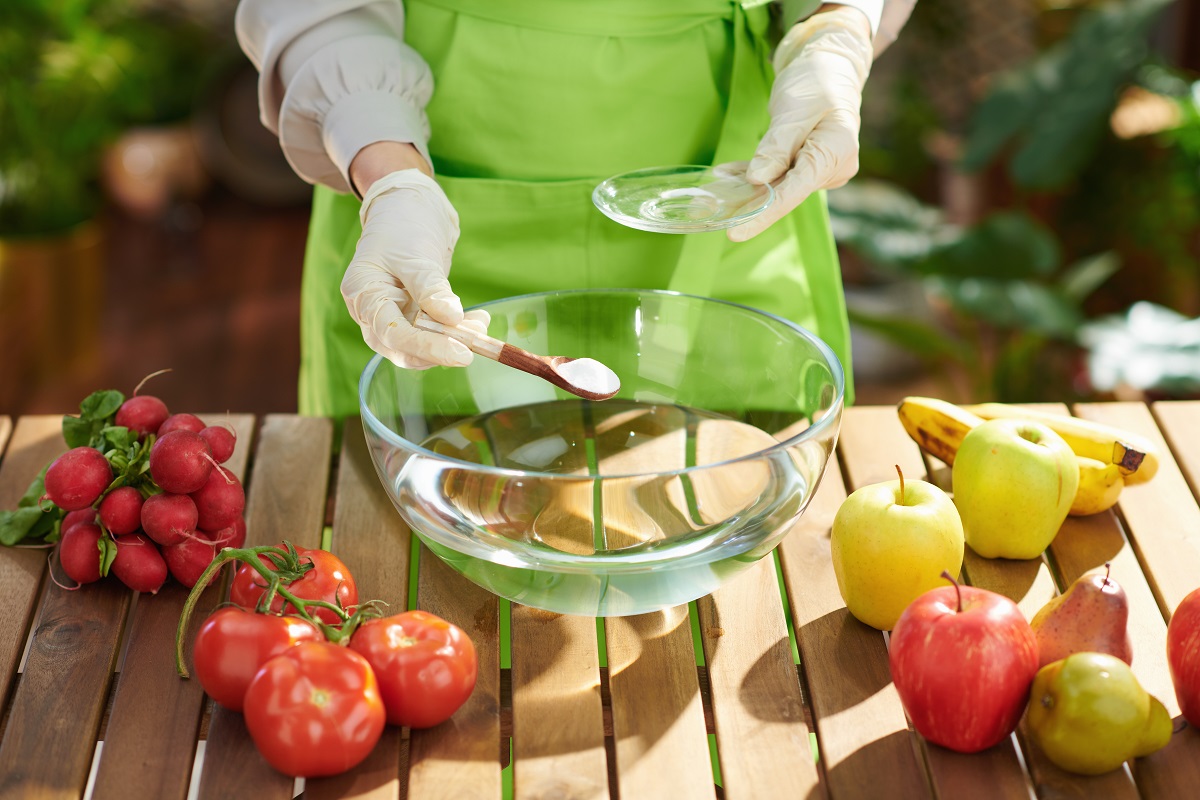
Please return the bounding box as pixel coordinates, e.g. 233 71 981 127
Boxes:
392 398 813 615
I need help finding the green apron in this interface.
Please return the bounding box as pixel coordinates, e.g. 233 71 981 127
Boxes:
299 0 853 419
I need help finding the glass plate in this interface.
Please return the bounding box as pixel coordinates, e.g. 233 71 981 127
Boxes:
592 164 774 234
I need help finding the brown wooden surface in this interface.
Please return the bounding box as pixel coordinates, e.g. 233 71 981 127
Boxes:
511 606 609 800
778 452 932 800
91 414 256 800
198 415 333 800
408 548 503 800
0 417 64 714
0 415 125 800
698 557 818 799
494 402 610 799
1073 403 1200 799
1076 403 1200 617
606 606 716 800
0 563 130 800
693 420 818 800
2 403 1200 799
599 409 714 800
1151 402 1200 502
838 406 1035 800
306 419 414 800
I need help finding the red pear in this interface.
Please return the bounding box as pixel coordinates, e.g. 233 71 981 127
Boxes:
1030 563 1132 669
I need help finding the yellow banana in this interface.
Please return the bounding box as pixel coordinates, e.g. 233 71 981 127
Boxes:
896 396 984 466
1070 456 1125 516
964 402 1158 485
898 397 1125 516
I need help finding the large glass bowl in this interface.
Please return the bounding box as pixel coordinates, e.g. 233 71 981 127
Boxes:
359 289 844 616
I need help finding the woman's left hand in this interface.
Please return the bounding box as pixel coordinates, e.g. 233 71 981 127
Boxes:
728 5 873 242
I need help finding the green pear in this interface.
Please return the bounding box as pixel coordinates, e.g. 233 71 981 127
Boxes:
831 468 964 631
1026 652 1173 775
1031 563 1133 669
952 418 1078 560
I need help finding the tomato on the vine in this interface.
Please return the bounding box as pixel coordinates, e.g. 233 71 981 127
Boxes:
192 607 322 711
243 641 385 778
229 544 357 625
349 610 477 728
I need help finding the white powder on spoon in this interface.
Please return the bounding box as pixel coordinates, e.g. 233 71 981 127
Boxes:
554 358 621 397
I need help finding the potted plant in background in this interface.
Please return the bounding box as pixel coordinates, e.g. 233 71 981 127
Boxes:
0 0 131 407
99 5 228 221
0 0 231 410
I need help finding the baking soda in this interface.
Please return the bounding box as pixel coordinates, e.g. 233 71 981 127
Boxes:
554 358 620 396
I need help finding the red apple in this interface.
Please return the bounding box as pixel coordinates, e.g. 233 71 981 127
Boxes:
1167 586 1200 727
889 572 1039 753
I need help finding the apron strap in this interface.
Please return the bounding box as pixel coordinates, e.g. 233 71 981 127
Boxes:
667 3 772 299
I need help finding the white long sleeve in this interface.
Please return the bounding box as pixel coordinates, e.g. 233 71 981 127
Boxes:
235 0 434 194
782 0 917 55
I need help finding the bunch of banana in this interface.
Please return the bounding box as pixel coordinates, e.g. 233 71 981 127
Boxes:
963 403 1158 484
897 397 1159 516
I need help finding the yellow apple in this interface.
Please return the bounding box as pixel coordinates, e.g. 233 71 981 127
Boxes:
831 471 965 630
952 418 1078 560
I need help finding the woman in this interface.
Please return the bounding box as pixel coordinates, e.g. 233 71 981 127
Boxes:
237 0 916 418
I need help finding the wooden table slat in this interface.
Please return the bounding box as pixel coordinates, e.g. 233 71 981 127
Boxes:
474 401 611 799
0 416 65 713
511 606 608 800
698 558 818 799
837 406 1034 800
693 420 818 799
408 548 503 800
305 418 415 800
920 405 1142 797
92 413 256 800
606 607 716 800
778 448 931 800
1075 403 1200 799
1075 402 1200 617
1151 401 1200 507
0 576 131 800
198 414 333 800
4 403 1200 800
598 407 713 800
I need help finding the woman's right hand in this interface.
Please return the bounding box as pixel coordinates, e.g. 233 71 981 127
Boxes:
341 162 489 369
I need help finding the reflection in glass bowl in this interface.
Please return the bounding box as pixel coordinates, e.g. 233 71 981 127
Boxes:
360 289 843 616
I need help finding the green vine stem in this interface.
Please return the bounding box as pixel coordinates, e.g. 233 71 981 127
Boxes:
174 542 384 677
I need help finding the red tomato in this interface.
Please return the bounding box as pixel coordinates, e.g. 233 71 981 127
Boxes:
348 610 477 728
192 607 322 711
230 544 358 625
243 642 386 778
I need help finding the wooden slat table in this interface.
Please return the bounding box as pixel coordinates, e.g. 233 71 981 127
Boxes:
1 402 1199 800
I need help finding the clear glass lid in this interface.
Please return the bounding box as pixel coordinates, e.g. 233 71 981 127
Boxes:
592 163 774 234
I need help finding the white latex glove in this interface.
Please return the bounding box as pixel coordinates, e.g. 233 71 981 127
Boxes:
728 6 873 242
341 169 489 369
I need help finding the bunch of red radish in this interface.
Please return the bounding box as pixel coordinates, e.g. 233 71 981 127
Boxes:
48 392 246 594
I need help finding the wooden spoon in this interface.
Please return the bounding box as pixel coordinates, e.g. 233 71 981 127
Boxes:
413 315 620 401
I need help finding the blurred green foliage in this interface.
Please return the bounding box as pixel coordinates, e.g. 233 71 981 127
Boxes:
830 180 1119 400
840 0 1200 400
958 0 1199 315
0 0 225 236
961 0 1174 189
